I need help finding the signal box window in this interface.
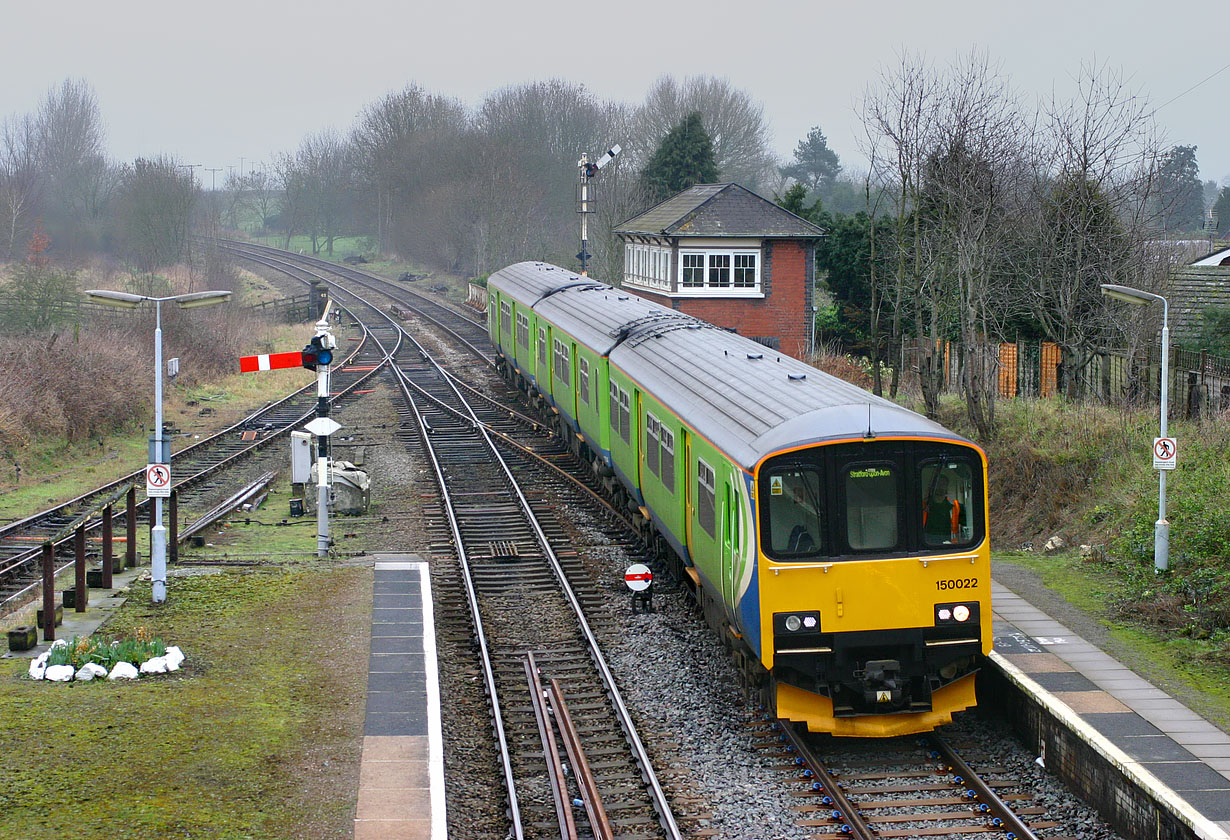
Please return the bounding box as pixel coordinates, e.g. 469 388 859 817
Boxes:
920 461 974 547
765 467 823 558
845 464 898 551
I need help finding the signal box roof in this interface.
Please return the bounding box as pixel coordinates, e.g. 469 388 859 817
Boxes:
616 182 826 239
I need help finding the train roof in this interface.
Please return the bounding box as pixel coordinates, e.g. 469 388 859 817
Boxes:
488 262 968 471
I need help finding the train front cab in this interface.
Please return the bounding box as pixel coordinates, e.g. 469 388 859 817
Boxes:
755 437 991 737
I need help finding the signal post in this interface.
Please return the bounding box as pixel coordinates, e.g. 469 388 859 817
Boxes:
238 309 338 558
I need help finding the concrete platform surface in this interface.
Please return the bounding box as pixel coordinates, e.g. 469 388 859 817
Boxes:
992 580 1230 839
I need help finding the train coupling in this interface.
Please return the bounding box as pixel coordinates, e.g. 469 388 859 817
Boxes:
857 659 903 705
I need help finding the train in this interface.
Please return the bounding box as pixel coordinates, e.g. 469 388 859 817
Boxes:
486 261 991 737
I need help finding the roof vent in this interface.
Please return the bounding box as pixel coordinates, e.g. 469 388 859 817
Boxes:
788 373 807 381
618 296 629 301
747 352 763 360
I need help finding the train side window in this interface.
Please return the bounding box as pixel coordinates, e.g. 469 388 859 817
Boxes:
579 358 590 405
537 328 547 365
660 428 675 493
697 459 716 537
516 313 529 348
609 382 619 435
920 460 975 547
845 464 898 551
553 338 569 384
764 467 823 558
619 389 631 444
646 414 661 477
500 301 510 331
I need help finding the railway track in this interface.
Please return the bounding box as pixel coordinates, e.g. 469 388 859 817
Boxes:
303 269 681 838
0 305 388 614
225 243 1101 840
763 721 1060 840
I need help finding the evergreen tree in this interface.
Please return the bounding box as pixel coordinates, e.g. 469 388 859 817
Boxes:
781 125 842 191
640 112 720 201
1156 145 1204 232
1213 186 1230 232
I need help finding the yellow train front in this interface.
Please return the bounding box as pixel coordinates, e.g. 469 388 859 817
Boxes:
754 434 990 737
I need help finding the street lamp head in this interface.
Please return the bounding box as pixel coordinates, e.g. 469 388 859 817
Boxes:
85 289 147 308
175 290 232 309
1100 284 1163 306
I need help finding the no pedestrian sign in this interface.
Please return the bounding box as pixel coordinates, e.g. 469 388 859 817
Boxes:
146 463 171 498
1153 437 1177 471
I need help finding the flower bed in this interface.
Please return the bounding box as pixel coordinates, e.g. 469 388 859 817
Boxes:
27 627 184 682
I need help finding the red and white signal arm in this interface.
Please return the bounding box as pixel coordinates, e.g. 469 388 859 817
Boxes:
145 463 172 498
1153 437 1177 471
624 563 653 592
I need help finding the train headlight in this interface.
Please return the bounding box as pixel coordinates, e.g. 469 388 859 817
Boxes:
934 602 979 625
773 611 822 635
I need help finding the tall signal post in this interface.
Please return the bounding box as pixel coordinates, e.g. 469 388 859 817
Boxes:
576 144 620 276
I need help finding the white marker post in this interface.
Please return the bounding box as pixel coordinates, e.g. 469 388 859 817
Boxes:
625 562 654 613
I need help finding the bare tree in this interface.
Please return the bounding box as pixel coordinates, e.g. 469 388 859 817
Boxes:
862 51 943 409
34 79 111 253
1021 62 1164 400
113 155 199 273
917 51 1032 436
0 114 41 259
351 84 469 253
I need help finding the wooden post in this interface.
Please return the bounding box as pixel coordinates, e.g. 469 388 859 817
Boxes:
126 486 137 568
102 503 113 589
74 523 88 612
42 542 55 642
169 489 178 565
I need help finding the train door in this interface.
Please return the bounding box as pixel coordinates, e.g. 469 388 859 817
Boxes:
570 343 580 424
721 478 735 606
683 430 694 551
634 391 643 491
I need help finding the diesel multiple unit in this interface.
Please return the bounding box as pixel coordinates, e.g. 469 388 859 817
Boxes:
487 261 991 737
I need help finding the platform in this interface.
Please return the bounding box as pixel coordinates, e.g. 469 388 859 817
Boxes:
1 567 145 659
354 556 446 840
991 580 1230 840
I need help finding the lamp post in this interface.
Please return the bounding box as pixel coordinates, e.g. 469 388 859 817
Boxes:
1101 283 1170 572
84 289 232 601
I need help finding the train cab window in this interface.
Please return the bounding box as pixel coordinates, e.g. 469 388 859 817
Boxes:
764 467 823 558
845 465 898 551
920 460 975 547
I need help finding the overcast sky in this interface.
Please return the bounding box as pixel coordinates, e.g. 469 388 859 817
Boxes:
4 0 1229 189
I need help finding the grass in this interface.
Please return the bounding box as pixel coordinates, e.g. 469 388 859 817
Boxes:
0 565 371 840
